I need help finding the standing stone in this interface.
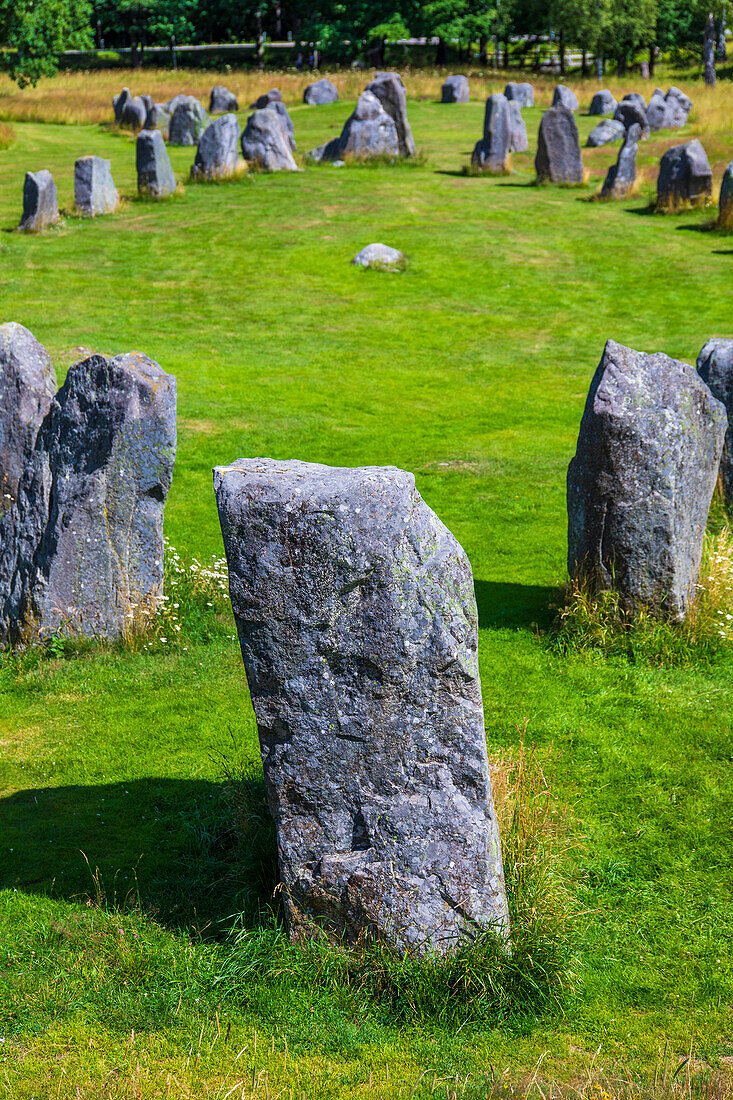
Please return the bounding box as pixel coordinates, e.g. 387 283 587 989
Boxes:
567 340 726 621
504 81 533 107
252 89 282 109
145 102 171 136
646 90 669 131
552 84 579 111
304 78 339 105
209 84 239 113
266 100 296 149
165 93 190 117
621 92 646 110
140 94 154 121
191 114 240 180
169 97 209 145
1 352 177 642
365 72 416 157
0 324 56 510
472 94 512 173
241 108 298 171
601 123 640 199
307 91 398 163
697 338 733 505
718 160 733 228
74 156 119 215
507 101 528 151
614 99 649 137
589 90 617 115
113 87 131 123
213 457 510 957
535 106 583 184
136 130 177 197
656 139 712 211
665 86 692 127
19 170 58 231
441 75 469 103
120 95 146 131
587 118 625 147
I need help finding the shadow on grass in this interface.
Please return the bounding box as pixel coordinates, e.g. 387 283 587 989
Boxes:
474 579 559 631
0 771 277 938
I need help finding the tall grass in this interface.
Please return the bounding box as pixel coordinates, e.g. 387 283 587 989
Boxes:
0 120 15 148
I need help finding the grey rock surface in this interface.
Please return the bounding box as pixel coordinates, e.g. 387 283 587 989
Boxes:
213 457 510 956
622 92 647 110
120 95 146 131
646 91 669 130
504 81 533 107
567 339 726 621
241 108 298 171
210 84 239 113
266 100 296 149
535 106 583 183
656 139 712 210
304 78 339 105
587 118 625 147
74 156 119 215
471 93 512 173
613 99 649 137
252 89 282 109
136 129 177 197
698 338 733 505
441 75 469 103
164 93 189 116
508 100 528 152
0 324 57 510
168 97 209 145
113 87 130 123
1 351 176 642
19 170 58 231
145 102 171 136
352 243 404 268
665 86 692 127
552 84 579 111
601 123 640 198
589 90 617 115
719 160 733 225
365 72 416 157
192 114 240 179
307 90 398 163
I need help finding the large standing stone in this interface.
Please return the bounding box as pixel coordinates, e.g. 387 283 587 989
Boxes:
718 160 733 228
113 87 131 123
74 156 119 215
136 130 177 197
697 338 733 505
19 170 58 231
252 89 282 109
441 75 469 103
601 123 640 199
168 97 209 145
587 118 625 147
472 94 512 173
209 85 239 113
589 90 617 115
213 457 510 956
567 340 726 621
656 139 712 211
145 102 171 137
646 90 669 131
665 86 692 127
307 90 398 163
1 352 177 642
613 99 648 137
304 78 339 105
535 106 583 184
365 72 416 157
0 324 56 510
266 101 296 149
120 95 146 131
552 84 578 111
504 81 533 107
191 114 240 180
241 108 298 171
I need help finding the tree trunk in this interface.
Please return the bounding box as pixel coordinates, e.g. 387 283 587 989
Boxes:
256 9 264 69
617 52 627 76
648 43 655 75
479 34 487 65
275 2 282 39
581 48 587 76
716 13 727 59
435 37 447 65
503 36 509 67
559 29 565 74
704 11 716 84
595 54 603 80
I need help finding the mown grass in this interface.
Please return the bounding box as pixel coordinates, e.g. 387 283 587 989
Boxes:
0 75 732 1097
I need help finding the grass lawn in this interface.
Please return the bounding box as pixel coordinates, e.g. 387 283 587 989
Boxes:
0 74 732 1098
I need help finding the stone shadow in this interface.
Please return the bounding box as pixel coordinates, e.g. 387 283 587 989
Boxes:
474 579 559 631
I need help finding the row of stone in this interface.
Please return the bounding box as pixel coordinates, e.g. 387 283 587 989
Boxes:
0 324 177 643
587 87 692 147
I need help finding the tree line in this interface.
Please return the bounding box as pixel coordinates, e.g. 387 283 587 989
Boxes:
1 0 729 87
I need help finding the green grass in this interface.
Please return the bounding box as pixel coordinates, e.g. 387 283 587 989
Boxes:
0 91 732 1097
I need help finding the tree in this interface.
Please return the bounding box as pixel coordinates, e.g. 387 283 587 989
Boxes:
0 0 92 86
600 0 657 73
551 0 611 75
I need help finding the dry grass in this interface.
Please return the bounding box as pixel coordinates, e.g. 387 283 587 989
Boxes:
0 119 15 147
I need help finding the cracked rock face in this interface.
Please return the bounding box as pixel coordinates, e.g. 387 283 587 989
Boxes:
192 114 240 180
567 340 726 621
307 90 398 163
697 338 733 506
0 323 57 510
214 457 509 957
1 351 176 641
74 156 119 215
365 72 416 157
241 108 298 171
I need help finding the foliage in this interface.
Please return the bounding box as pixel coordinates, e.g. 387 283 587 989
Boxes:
0 0 92 87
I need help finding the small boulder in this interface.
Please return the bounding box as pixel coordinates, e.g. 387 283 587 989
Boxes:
718 160 733 228
352 243 404 269
0 323 56 509
252 89 282 109
646 91 669 131
145 102 171 136
552 84 579 111
120 95 146 131
441 75 469 103
622 92 646 110
74 156 119 216
241 108 298 171
19 170 58 231
656 139 712 211
472 93 512 173
136 130 177 197
600 123 640 199
307 90 398 163
697 338 733 505
614 99 649 138
665 86 692 127
567 339 726 621
535 106 583 184
209 84 239 113
365 71 416 157
586 118 625 147
168 97 209 145
113 87 131 123
304 78 339 105
504 81 533 107
191 114 240 180
589 90 617 115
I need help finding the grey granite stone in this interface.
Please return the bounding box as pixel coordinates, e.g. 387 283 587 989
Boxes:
0 323 56 510
74 156 119 215
19 170 58 231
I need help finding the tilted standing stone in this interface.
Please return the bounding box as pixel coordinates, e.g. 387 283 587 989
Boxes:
589 90 617 115
74 156 119 215
697 338 733 505
169 97 209 145
1 352 177 642
0 323 57 510
552 84 578 111
307 91 398 163
535 106 583 184
441 75 469 103
241 108 298 171
601 123 640 199
19 170 58 231
656 139 712 211
214 458 510 956
304 78 339 105
209 84 239 113
718 160 733 228
567 340 726 621
191 114 240 180
365 72 416 157
136 130 177 197
504 81 533 107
